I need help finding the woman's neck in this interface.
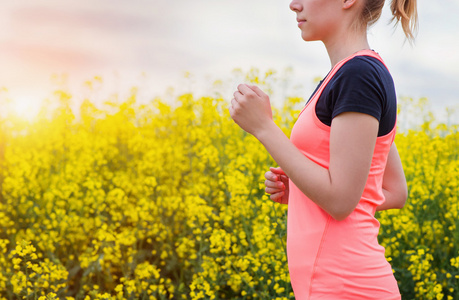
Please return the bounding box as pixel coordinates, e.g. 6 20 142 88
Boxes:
324 31 370 67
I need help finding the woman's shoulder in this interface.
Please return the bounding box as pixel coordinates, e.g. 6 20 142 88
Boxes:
329 54 394 91
339 54 392 78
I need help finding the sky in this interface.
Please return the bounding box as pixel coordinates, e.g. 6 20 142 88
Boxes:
1 0 458 122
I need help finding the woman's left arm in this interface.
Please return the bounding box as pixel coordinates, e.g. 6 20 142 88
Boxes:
376 143 408 211
230 84 379 221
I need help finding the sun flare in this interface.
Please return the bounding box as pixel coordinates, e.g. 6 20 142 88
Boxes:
9 93 43 121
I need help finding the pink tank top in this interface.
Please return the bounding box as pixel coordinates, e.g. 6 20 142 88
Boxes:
287 50 401 299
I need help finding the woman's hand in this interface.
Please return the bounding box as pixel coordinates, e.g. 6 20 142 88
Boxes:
229 84 274 137
264 167 289 204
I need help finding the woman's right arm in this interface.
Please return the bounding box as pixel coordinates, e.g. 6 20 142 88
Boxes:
376 143 408 211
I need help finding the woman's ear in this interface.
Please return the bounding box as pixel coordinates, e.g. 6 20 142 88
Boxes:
343 0 357 9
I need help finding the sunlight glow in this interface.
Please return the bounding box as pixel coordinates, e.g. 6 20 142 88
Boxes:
10 93 43 121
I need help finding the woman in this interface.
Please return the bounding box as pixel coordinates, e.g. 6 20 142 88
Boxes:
229 0 417 298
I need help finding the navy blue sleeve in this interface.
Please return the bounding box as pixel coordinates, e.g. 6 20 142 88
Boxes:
329 57 385 121
315 56 397 136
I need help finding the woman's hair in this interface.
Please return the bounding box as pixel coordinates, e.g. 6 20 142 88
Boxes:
361 0 418 42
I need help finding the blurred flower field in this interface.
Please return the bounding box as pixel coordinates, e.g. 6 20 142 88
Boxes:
0 76 458 299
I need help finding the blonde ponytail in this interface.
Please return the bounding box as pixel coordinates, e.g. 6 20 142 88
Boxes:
390 0 418 42
361 0 418 42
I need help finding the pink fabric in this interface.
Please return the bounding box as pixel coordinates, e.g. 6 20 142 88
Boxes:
287 50 400 299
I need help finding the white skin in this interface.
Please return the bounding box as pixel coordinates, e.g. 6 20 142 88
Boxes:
229 0 407 220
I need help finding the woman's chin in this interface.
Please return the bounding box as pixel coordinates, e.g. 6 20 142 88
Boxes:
301 34 319 42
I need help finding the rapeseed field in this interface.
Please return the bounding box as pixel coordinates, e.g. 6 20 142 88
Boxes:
0 75 458 299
